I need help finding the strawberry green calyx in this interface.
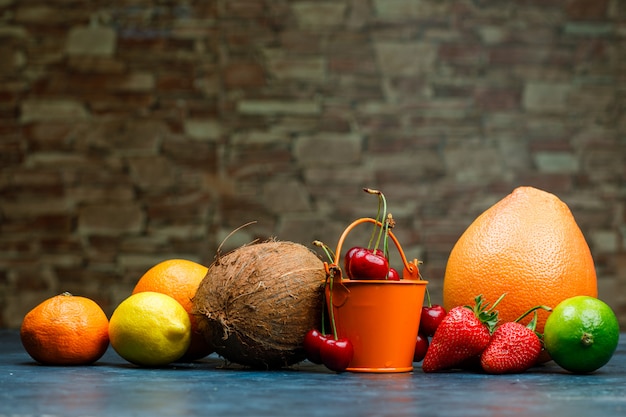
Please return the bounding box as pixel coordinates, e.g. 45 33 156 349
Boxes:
464 294 506 335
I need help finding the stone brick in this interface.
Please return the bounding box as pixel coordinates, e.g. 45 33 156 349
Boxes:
77 119 165 155
279 30 324 54
275 213 343 248
372 0 423 20
67 56 126 74
0 138 23 167
117 254 175 272
1 198 72 219
161 139 218 169
438 43 486 66
14 5 68 24
263 178 312 213
522 82 572 113
291 2 347 28
68 184 135 205
65 26 117 56
223 62 266 89
443 144 505 184
2 214 74 235
78 204 145 236
0 45 25 73
237 99 321 115
563 22 614 37
265 54 326 81
474 87 522 111
13 266 54 293
489 46 555 66
566 0 609 20
115 72 155 92
20 99 89 123
372 0 448 21
184 119 222 141
0 25 27 39
171 18 218 40
582 147 623 181
293 133 362 166
533 152 580 174
590 230 619 254
374 41 437 76
477 26 508 44
127 156 175 190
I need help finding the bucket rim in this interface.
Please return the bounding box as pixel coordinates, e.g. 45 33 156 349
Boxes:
336 279 428 285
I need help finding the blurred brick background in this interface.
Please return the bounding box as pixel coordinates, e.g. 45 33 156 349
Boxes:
0 0 624 328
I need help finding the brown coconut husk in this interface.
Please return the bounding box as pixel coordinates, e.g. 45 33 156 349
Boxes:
192 239 326 369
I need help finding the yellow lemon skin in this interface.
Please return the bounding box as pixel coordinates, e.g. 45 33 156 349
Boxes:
544 296 619 374
109 292 191 367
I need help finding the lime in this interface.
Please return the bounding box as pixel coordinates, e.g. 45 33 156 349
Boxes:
544 295 619 373
109 292 191 367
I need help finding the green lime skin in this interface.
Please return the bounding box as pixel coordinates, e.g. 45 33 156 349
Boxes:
544 296 620 374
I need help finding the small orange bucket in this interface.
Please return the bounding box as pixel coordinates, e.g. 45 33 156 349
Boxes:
324 218 428 373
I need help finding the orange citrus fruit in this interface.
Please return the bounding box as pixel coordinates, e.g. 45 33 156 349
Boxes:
544 296 619 373
443 186 597 333
20 292 110 365
132 259 212 360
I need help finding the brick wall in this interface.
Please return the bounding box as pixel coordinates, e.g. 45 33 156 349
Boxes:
1 0 624 328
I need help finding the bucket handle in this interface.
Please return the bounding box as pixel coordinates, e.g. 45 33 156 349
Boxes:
323 217 422 282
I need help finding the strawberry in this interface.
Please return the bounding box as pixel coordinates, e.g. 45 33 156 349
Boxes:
480 321 541 374
480 308 549 374
422 294 503 373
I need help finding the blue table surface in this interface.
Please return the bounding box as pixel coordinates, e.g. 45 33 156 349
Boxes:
1 329 625 417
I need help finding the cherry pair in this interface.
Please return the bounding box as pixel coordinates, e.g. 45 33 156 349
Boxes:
303 329 353 372
414 300 447 362
344 246 399 280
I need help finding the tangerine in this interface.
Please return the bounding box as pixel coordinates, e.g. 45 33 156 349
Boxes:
443 186 597 333
20 292 109 365
132 259 212 360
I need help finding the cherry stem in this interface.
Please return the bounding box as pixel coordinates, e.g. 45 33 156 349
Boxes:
313 240 335 263
312 240 338 336
321 278 328 336
327 269 338 340
364 188 383 249
424 286 433 308
368 189 387 254
383 214 389 258
383 213 395 259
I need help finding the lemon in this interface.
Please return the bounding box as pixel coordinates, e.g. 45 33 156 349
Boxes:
109 292 191 367
544 295 619 373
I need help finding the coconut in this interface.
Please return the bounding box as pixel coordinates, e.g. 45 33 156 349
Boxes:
192 239 326 369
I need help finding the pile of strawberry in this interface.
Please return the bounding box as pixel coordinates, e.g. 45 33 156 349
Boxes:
416 294 551 374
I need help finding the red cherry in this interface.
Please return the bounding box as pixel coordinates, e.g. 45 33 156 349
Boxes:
419 304 447 337
349 248 389 280
320 338 354 372
343 246 364 279
386 267 400 281
303 329 328 365
413 332 429 362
